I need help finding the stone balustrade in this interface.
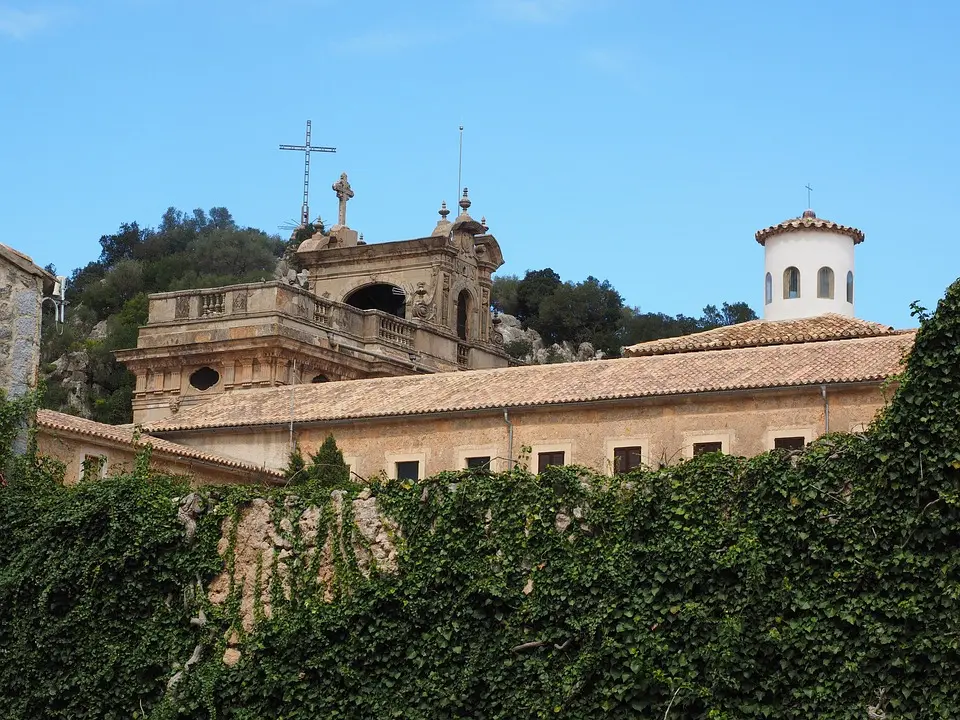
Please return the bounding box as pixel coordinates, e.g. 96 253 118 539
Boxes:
378 316 415 348
144 282 491 361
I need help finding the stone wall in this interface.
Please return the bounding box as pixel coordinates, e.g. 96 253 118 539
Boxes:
0 245 51 399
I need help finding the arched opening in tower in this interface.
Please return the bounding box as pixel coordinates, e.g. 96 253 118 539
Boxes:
344 283 406 318
456 289 471 340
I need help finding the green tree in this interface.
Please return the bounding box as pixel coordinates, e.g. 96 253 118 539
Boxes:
536 276 625 356
98 222 143 266
515 268 561 325
307 435 351 487
286 435 352 489
490 274 520 316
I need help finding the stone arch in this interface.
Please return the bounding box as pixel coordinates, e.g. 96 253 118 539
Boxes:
343 282 406 318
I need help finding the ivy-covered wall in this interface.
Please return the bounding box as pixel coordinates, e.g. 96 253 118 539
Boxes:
2 280 960 719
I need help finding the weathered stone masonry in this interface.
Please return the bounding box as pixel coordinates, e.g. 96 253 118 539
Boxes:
0 243 54 398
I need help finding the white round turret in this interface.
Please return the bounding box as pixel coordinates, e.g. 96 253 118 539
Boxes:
756 209 864 321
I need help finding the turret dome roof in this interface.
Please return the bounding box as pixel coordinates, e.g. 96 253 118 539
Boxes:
755 209 864 245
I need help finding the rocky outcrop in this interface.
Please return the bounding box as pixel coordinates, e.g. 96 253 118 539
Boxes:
46 348 94 417
497 314 603 364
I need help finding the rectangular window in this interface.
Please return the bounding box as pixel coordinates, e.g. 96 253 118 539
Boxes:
395 460 420 481
465 456 491 470
774 436 806 451
613 446 642 474
692 441 723 457
81 454 106 481
537 451 565 473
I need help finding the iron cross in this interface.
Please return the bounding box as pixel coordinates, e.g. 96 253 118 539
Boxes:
280 120 336 227
805 183 814 208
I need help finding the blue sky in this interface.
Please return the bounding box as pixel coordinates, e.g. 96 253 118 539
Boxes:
2 0 958 327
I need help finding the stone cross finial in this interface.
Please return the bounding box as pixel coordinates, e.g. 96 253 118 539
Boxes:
332 172 354 226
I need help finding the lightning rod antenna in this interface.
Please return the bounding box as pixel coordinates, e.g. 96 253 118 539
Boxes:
458 124 464 209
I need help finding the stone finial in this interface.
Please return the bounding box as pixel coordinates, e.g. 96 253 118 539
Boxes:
458 188 471 214
480 216 488 232
802 209 816 219
431 200 454 237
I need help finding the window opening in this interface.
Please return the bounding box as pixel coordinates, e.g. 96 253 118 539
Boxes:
311 374 329 383
465 456 491 470
537 451 565 473
817 267 835 299
613 446 642 474
783 267 800 299
81 454 106 482
774 436 806 451
395 461 420 481
846 271 854 303
692 441 723 456
189 367 220 391
456 289 470 340
764 272 772 305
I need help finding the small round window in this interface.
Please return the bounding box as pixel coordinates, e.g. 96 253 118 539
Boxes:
189 367 220 391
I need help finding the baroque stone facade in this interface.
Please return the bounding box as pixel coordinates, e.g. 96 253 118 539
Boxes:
116 186 510 423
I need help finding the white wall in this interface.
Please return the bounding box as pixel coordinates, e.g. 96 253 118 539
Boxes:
763 229 855 320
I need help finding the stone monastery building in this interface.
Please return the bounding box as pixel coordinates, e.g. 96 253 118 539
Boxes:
21 175 915 485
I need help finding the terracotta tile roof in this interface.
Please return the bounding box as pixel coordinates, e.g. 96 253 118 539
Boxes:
37 409 284 479
623 314 903 357
143 332 915 432
755 211 864 245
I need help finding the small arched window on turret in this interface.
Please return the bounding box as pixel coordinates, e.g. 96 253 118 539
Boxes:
817 267 835 299
846 271 854 304
783 267 800 299
764 273 772 305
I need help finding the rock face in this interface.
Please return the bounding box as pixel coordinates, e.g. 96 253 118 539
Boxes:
497 314 603 365
46 349 94 417
206 489 401 663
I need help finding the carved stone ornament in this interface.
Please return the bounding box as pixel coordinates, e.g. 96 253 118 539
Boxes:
232 292 248 312
492 330 504 346
175 295 191 319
